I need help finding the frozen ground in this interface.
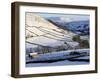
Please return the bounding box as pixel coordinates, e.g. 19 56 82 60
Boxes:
25 13 90 67
26 59 89 67
26 49 89 67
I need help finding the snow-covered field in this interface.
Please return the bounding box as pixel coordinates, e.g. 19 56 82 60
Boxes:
26 59 89 67
26 49 89 67
25 13 90 67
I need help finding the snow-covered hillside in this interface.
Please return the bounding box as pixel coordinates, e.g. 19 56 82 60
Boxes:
26 13 77 50
25 13 90 67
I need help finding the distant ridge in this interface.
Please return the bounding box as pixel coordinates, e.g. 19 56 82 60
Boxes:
47 17 89 35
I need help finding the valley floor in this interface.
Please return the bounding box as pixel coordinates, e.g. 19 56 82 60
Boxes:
26 49 90 67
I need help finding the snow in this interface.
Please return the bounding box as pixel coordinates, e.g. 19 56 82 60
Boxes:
26 36 65 47
67 42 79 48
26 49 89 67
25 13 90 67
26 13 76 48
26 60 89 67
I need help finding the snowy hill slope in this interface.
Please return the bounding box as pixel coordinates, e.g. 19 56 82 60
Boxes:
26 13 77 49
